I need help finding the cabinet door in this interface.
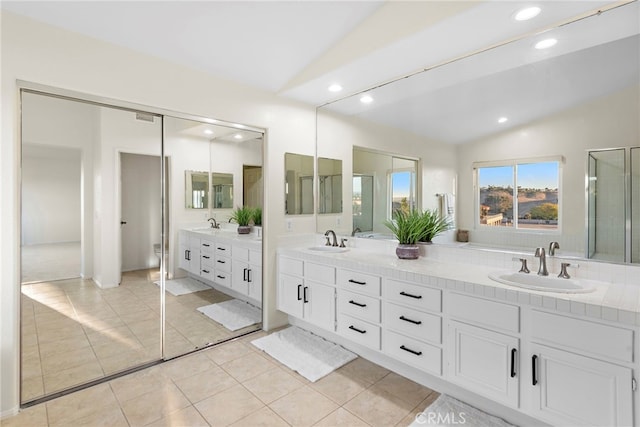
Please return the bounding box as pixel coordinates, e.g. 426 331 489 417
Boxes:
231 260 249 295
178 244 190 271
448 321 519 408
530 344 633 427
246 263 262 302
304 280 335 331
278 274 303 318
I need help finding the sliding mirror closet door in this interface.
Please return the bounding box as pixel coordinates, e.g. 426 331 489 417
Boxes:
20 91 163 403
164 116 264 358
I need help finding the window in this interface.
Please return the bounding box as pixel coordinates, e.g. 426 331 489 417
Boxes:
476 159 560 230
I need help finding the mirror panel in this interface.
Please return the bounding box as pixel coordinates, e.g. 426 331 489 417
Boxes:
212 172 233 209
285 152 314 215
185 170 209 209
318 157 343 214
317 2 639 261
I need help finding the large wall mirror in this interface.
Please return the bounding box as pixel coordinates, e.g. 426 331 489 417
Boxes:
19 88 264 404
285 152 314 215
316 2 639 262
317 157 343 214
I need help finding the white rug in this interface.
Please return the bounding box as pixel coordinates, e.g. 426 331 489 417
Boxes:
155 277 210 296
251 326 357 382
409 395 515 427
197 299 262 331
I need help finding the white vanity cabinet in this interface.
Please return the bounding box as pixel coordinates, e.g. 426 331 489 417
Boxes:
178 231 200 275
232 246 262 302
277 257 336 331
527 310 634 427
446 293 520 408
336 268 382 350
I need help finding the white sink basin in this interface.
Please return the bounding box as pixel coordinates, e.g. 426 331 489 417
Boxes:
489 272 596 293
307 246 349 253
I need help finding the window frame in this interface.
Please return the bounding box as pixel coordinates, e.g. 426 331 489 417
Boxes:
473 156 563 233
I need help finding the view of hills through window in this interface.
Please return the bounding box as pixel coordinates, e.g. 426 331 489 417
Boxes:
478 162 559 229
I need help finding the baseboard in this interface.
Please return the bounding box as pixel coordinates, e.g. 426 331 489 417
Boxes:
0 406 19 421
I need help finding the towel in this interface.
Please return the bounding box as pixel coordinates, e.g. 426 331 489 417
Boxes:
440 193 455 227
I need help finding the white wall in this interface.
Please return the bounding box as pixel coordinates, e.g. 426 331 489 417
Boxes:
456 86 640 253
1 11 316 416
21 150 81 245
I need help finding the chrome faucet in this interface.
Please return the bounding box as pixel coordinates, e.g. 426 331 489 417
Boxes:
207 217 220 229
351 227 362 237
534 247 548 276
548 241 560 256
324 229 338 247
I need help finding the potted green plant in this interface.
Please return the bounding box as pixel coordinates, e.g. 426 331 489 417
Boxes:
383 209 424 259
230 206 254 234
252 207 262 227
418 209 452 244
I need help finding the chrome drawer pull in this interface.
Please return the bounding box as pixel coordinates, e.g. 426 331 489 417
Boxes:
348 325 366 334
217 275 225 280
217 247 226 251
399 291 422 299
202 269 210 274
349 300 366 308
399 315 422 325
400 345 422 356
348 279 366 285
202 243 210 247
217 259 225 263
203 255 210 259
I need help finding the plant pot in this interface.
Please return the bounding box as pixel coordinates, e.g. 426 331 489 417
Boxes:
237 225 251 234
396 244 420 260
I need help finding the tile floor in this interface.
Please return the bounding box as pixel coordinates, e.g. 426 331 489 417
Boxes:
21 270 261 401
5 330 439 427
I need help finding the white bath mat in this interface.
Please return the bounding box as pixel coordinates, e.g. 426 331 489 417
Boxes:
251 326 357 382
197 299 262 331
155 277 210 296
409 394 515 427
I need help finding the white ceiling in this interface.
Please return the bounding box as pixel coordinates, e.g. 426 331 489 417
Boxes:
3 0 638 143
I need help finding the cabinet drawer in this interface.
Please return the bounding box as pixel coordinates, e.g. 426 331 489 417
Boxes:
200 239 215 254
449 293 519 333
337 314 381 350
213 271 232 288
531 310 633 363
279 256 303 277
337 289 380 323
385 279 441 313
306 262 336 284
201 253 214 266
384 303 441 344
337 269 381 296
383 330 442 376
200 267 214 281
215 242 231 256
215 255 232 273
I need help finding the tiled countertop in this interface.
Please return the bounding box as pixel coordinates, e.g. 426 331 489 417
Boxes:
278 245 640 327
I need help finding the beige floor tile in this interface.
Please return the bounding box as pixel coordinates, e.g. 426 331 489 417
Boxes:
195 383 264 426
374 372 434 408
0 403 48 427
21 353 43 379
221 351 274 382
120 383 190 426
269 385 339 427
110 366 172 403
145 405 209 427
343 386 415 427
85 325 140 348
21 331 39 347
20 375 45 402
310 370 370 405
50 403 128 427
337 358 389 386
39 334 91 357
119 309 159 325
43 360 105 394
395 391 440 427
160 352 216 381
242 366 305 404
46 383 119 426
174 365 239 404
313 407 370 427
98 348 160 376
40 346 99 375
230 406 290 427
37 324 86 344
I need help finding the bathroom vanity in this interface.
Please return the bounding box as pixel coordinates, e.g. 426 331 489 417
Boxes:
180 229 262 305
277 243 639 426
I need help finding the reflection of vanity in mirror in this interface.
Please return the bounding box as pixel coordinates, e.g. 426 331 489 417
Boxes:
185 170 209 209
318 1 639 264
285 152 314 215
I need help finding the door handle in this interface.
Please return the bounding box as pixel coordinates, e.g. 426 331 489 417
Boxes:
510 348 517 378
297 284 302 301
399 315 422 325
120 221 127 225
532 355 538 386
303 286 309 303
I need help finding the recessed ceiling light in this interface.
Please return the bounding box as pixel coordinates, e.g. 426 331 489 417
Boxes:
515 6 541 21
204 129 214 135
535 38 557 50
234 134 243 140
360 95 373 104
498 117 508 124
328 84 343 92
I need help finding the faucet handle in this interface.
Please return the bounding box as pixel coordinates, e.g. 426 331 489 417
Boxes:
340 238 348 248
325 236 332 246
558 262 571 279
512 257 530 273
